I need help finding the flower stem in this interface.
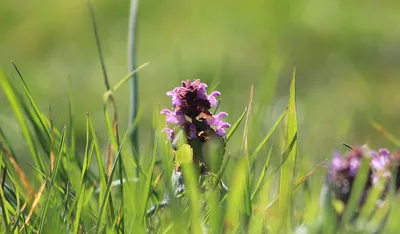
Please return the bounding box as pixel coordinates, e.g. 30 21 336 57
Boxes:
128 0 139 152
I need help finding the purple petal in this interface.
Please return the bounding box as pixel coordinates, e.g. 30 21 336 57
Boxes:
218 122 231 128
161 109 186 125
166 89 182 107
207 91 221 106
215 122 231 136
166 115 179 124
162 128 174 140
379 148 390 157
206 112 228 126
160 109 173 115
197 82 208 99
215 112 228 118
216 128 227 136
331 153 343 171
349 157 360 176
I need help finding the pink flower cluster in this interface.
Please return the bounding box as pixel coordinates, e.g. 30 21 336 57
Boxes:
161 80 230 141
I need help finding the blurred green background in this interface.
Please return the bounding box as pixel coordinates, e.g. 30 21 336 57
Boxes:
1 0 400 170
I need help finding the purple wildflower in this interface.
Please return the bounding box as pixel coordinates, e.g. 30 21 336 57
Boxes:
161 79 230 140
327 148 365 204
327 146 397 207
371 148 392 184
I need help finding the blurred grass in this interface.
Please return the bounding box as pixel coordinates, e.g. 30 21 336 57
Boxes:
1 0 400 205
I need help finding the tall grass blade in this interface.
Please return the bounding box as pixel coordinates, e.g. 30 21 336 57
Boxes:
0 71 43 171
249 106 287 163
128 0 140 152
21 179 47 230
0 142 11 233
11 62 51 139
140 113 159 220
251 146 273 201
279 68 297 230
87 0 110 90
370 121 400 147
226 107 247 141
96 123 132 232
182 163 202 234
340 155 371 227
38 126 67 233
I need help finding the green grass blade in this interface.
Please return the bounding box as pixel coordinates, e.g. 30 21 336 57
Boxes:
140 114 159 220
0 71 43 171
116 123 125 233
226 107 247 141
88 115 107 197
279 68 297 230
265 159 327 210
181 163 202 234
103 63 149 101
38 125 67 233
68 79 76 159
340 155 371 227
249 106 287 163
0 142 11 233
357 178 387 227
95 123 132 232
73 115 94 233
251 146 273 201
224 158 250 232
369 121 400 147
12 62 51 139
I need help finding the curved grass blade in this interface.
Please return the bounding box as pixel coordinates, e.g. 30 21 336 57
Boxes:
265 158 328 210
225 107 247 141
20 179 47 231
0 71 43 171
251 146 273 201
249 106 287 163
103 63 149 101
11 62 51 139
2 146 34 198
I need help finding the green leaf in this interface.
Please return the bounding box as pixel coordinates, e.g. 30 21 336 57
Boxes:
174 144 194 167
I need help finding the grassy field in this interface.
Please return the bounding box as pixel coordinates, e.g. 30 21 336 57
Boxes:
1 0 400 233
